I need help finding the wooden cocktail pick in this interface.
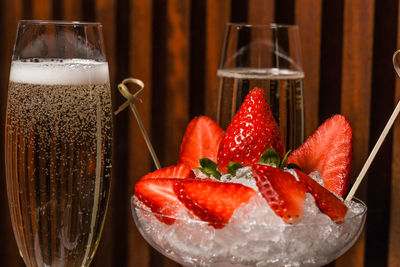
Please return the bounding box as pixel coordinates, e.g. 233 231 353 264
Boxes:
114 78 161 170
345 50 400 202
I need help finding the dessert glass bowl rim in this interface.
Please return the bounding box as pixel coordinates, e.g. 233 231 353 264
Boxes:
131 195 367 227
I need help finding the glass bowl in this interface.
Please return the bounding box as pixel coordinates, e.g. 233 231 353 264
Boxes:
131 195 366 267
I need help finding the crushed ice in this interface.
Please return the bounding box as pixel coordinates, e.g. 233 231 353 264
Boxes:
133 166 367 266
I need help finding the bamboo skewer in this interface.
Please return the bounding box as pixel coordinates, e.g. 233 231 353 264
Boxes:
345 50 400 201
345 100 400 201
114 78 162 170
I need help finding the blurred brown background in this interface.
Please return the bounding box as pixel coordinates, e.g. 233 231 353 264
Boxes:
0 0 399 266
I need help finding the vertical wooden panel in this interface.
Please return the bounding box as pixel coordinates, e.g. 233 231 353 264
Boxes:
161 1 191 266
204 0 231 118
248 0 274 24
96 0 116 87
110 0 133 265
189 0 205 118
341 0 374 189
275 0 294 25
318 0 344 122
151 0 167 176
336 0 375 266
295 0 322 137
231 0 248 22
163 0 191 166
126 0 153 266
365 0 398 265
389 110 400 266
32 0 52 19
389 104 400 267
82 0 96 22
0 0 24 266
248 0 274 78
388 3 400 265
93 0 117 266
52 0 62 19
63 0 83 20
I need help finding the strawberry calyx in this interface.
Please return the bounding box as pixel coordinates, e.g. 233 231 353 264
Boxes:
197 158 221 180
197 158 248 179
227 162 244 176
197 158 247 178
258 147 301 171
197 147 299 179
258 147 281 166
258 147 292 169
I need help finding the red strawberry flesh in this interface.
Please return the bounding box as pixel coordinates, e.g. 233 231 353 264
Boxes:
217 88 285 173
134 178 186 225
178 116 224 169
287 114 352 197
295 169 348 222
174 179 256 228
140 164 195 180
252 164 306 224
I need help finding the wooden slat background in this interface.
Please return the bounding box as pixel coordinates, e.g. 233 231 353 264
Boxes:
0 0 399 266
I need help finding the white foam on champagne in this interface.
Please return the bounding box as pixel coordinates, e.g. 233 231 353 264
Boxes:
9 59 109 85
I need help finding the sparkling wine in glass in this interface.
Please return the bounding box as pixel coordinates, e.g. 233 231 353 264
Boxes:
216 23 304 150
5 20 112 267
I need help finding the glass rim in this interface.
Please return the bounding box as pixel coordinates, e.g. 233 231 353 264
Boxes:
226 22 299 29
132 195 367 227
18 20 102 26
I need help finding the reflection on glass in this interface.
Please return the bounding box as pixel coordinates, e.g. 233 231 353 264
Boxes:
216 23 304 150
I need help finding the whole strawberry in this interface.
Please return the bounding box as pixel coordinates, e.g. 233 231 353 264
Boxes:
217 88 285 173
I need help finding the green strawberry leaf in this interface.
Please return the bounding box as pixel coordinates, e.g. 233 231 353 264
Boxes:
198 158 221 180
279 150 291 168
227 162 244 176
258 147 280 166
199 157 218 169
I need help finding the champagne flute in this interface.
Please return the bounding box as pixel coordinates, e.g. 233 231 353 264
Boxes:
5 20 112 267
216 23 304 150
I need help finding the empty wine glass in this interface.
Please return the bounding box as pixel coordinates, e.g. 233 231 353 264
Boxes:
215 23 304 150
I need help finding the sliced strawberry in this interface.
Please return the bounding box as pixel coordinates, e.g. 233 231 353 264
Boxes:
252 164 306 224
294 169 348 222
287 114 352 197
178 116 224 169
174 179 256 228
134 178 186 225
217 88 285 173
140 164 195 180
